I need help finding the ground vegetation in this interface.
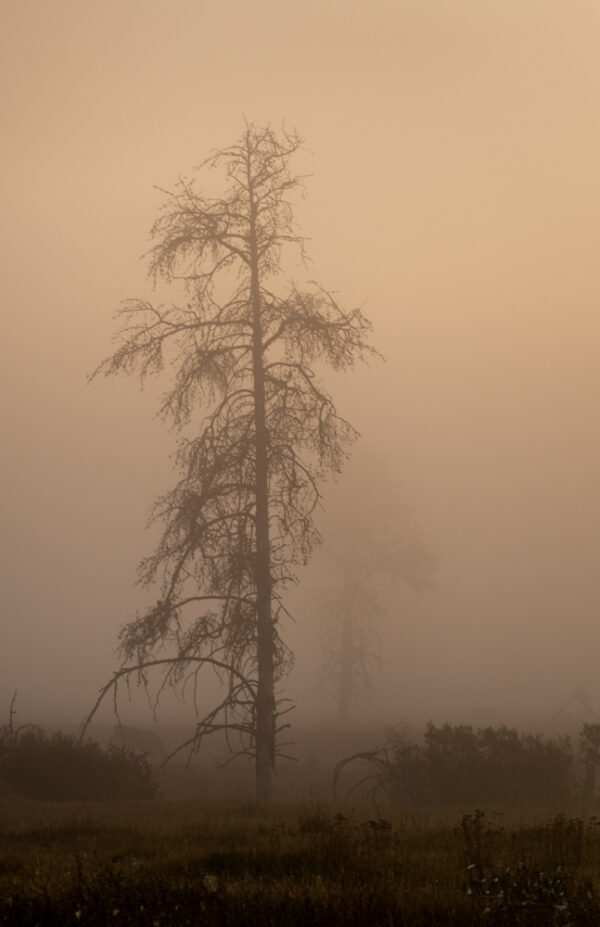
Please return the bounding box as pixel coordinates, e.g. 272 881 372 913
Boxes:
0 801 599 924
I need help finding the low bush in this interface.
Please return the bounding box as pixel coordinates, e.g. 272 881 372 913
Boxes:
335 722 574 806
0 726 158 800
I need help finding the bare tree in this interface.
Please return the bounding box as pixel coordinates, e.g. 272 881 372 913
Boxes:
317 456 436 724
85 123 375 802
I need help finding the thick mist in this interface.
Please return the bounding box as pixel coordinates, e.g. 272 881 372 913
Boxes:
2 0 600 738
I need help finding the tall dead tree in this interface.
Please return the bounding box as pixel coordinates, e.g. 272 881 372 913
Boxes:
87 124 375 802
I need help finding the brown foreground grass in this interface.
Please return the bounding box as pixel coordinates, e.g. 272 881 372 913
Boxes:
1 798 600 925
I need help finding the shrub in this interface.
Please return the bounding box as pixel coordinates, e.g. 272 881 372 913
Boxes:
335 722 574 806
0 725 158 800
414 723 573 806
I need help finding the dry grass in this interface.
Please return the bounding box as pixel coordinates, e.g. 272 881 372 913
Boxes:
1 799 599 924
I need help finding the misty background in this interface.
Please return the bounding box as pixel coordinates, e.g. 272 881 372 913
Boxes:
2 0 600 736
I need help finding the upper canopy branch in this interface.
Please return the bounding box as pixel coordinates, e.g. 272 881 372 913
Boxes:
146 125 306 294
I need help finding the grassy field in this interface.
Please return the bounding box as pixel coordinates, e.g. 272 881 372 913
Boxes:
1 797 600 925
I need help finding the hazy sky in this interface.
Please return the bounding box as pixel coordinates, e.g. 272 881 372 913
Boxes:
2 0 600 731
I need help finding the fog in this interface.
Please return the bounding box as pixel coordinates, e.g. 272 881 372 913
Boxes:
2 0 600 738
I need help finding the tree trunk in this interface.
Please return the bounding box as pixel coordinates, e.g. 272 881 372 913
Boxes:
248 169 276 803
338 581 353 725
584 761 596 806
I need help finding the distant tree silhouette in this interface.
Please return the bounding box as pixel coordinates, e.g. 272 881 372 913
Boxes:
317 455 436 723
86 123 376 802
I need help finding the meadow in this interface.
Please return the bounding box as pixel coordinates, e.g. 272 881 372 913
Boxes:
1 796 600 925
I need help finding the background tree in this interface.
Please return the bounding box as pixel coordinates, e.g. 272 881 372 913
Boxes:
316 455 436 724
86 123 375 802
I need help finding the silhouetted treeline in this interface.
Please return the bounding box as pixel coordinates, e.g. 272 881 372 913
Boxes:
0 725 157 800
